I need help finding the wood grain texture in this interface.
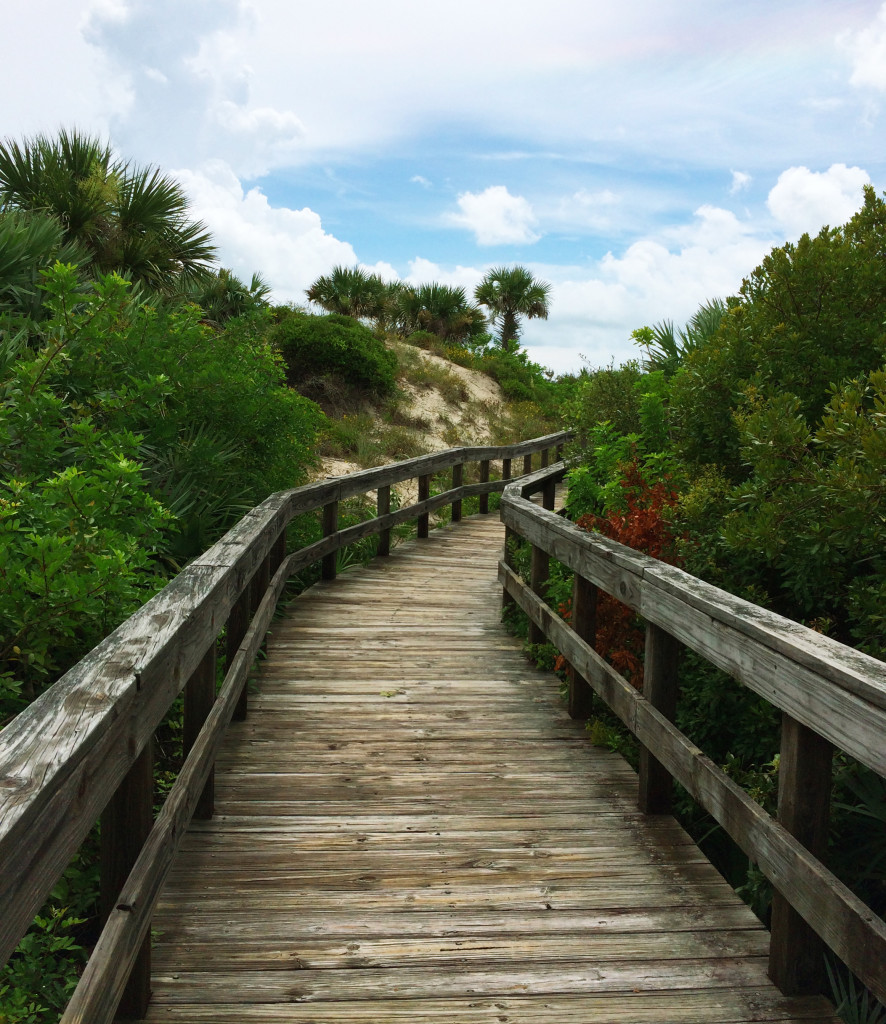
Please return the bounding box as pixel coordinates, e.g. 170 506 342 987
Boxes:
500 557 886 1006
0 437 569 972
150 516 836 1024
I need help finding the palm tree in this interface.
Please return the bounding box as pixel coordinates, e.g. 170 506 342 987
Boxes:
474 265 550 352
0 129 215 291
390 283 486 343
183 268 272 325
305 265 386 323
0 207 87 318
637 298 727 376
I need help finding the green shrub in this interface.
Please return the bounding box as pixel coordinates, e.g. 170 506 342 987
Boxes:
274 311 397 398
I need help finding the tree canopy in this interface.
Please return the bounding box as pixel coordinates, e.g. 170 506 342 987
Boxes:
0 129 215 292
474 265 551 351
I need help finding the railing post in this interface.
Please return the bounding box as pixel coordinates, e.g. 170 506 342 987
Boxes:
523 452 533 475
479 459 490 514
638 623 682 814
229 583 251 721
529 543 549 646
543 477 556 511
502 526 518 613
270 527 287 575
321 499 339 580
769 714 833 995
540 447 549 468
568 574 596 719
451 462 463 523
184 642 216 820
417 473 430 538
100 741 153 1019
502 458 512 481
377 484 391 556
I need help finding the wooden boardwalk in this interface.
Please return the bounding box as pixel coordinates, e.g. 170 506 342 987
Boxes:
149 515 838 1023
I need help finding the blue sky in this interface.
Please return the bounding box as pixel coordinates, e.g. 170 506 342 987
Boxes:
4 0 886 372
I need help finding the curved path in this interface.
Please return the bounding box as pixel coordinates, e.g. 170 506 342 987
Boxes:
149 514 837 1023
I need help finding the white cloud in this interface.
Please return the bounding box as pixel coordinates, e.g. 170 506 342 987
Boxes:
448 186 541 246
730 170 751 194
410 175 432 188
842 3 886 92
174 160 357 305
524 204 775 372
80 0 306 177
549 189 620 232
766 164 870 238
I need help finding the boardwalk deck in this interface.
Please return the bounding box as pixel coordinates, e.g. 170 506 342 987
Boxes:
149 515 838 1023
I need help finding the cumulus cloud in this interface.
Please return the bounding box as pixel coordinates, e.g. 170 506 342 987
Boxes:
766 164 870 238
82 0 304 177
174 160 357 304
518 205 774 372
448 186 540 246
842 3 886 92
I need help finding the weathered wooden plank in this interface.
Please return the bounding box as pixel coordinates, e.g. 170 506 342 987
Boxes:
151 928 770 971
151 904 763 942
155 878 765 915
148 958 778 1003
140 991 838 1024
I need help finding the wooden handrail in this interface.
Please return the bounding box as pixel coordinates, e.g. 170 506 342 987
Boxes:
0 430 570 1023
499 461 886 1003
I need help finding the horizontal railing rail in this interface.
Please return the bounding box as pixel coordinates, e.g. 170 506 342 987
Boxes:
499 461 886 1004
0 430 570 1023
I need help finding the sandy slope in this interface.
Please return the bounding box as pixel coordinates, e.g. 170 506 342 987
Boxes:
317 345 505 500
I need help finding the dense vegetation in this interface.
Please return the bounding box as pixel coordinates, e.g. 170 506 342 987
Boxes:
538 187 886 991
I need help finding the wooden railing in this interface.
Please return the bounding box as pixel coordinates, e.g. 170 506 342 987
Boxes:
499 460 886 1005
0 431 569 1024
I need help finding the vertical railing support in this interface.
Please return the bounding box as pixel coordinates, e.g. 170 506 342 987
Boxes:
540 447 549 468
183 643 216 820
638 624 681 814
321 499 339 580
769 714 833 995
270 527 287 575
543 477 556 511
451 463 463 523
417 474 430 538
229 583 251 722
377 484 391 556
479 459 490 514
568 574 596 719
502 458 512 481
529 543 549 646
523 452 533 475
502 526 518 613
100 741 153 1019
